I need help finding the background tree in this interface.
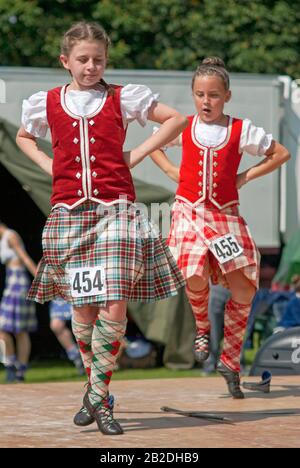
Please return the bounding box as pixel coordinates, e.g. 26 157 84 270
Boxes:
0 0 300 77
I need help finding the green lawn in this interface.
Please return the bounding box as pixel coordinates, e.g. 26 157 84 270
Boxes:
0 360 208 384
0 348 256 384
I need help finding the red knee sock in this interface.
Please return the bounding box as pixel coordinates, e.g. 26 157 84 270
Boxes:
220 298 251 372
185 285 210 335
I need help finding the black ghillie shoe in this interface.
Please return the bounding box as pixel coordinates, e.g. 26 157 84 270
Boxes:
73 392 115 427
83 392 123 435
194 333 210 362
217 360 244 399
73 404 95 427
242 371 272 394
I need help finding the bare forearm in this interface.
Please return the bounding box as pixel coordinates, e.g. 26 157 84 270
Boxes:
150 149 180 182
23 258 38 277
128 115 188 168
244 150 290 183
16 132 53 176
13 243 38 276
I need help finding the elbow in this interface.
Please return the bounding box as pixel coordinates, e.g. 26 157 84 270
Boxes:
171 113 189 130
16 128 25 148
282 150 291 163
16 136 22 151
15 130 21 147
179 115 189 130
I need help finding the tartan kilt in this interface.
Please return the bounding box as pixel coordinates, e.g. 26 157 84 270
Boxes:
29 202 185 306
0 267 37 334
168 200 260 289
49 298 72 321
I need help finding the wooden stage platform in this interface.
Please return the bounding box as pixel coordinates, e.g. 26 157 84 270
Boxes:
1 376 300 448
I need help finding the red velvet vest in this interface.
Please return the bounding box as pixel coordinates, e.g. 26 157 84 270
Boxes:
176 115 243 209
47 85 136 208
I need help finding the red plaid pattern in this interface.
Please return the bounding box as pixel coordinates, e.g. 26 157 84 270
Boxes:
168 200 260 288
220 299 251 372
28 201 185 306
185 285 210 334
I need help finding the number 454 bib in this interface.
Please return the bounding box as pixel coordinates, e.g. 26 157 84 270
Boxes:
209 234 243 265
69 266 107 298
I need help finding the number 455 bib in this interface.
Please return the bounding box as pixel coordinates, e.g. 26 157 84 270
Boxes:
209 234 243 265
69 266 107 298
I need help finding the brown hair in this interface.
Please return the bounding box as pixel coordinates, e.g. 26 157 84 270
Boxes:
192 57 230 91
61 21 114 95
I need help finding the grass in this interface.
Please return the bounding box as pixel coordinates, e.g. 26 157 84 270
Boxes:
0 360 206 384
0 348 256 384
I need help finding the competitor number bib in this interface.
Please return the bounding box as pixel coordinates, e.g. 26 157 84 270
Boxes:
209 234 243 264
69 266 107 298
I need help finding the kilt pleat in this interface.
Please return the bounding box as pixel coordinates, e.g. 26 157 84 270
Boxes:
168 200 260 289
28 202 185 306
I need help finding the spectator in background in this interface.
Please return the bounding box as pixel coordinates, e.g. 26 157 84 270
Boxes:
202 284 231 374
49 298 84 375
0 221 37 382
274 275 300 332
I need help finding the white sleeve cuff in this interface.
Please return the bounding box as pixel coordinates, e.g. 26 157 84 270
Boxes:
240 118 273 156
21 91 48 138
121 84 159 127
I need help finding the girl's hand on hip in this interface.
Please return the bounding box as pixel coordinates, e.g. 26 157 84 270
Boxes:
236 172 248 190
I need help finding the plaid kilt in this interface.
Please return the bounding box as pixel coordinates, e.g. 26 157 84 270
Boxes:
29 202 185 306
0 267 37 334
168 200 260 289
49 298 72 321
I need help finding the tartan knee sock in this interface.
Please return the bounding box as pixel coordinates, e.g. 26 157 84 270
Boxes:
71 319 93 381
186 285 210 335
220 298 251 372
89 317 127 408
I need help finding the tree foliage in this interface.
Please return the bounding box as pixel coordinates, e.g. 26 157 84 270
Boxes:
1 0 300 77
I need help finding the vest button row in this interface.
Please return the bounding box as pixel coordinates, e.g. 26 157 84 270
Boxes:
73 137 96 144
75 155 96 163
77 189 100 197
72 120 95 127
